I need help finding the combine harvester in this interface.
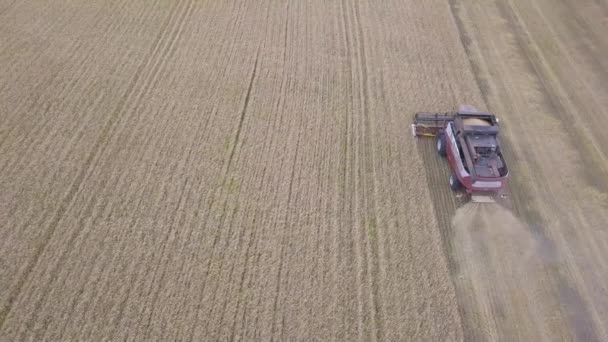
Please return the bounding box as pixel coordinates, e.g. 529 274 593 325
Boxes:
412 105 508 203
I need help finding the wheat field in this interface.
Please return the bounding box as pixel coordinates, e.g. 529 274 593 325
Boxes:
1 0 606 340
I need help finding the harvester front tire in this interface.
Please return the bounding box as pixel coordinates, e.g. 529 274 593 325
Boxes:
437 134 447 157
449 173 462 191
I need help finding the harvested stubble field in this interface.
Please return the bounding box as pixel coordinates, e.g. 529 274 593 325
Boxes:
0 0 606 341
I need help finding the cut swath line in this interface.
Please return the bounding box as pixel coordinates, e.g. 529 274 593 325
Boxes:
352 0 385 339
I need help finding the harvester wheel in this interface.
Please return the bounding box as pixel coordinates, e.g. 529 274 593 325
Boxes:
449 172 462 191
437 134 447 157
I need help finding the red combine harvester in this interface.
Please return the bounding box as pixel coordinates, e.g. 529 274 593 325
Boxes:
412 105 509 203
